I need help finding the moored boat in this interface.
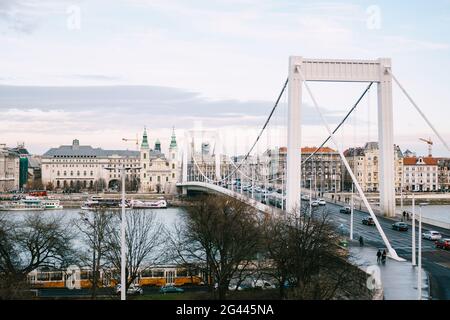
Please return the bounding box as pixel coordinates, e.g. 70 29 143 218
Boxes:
0 201 45 211
42 200 63 210
129 199 167 209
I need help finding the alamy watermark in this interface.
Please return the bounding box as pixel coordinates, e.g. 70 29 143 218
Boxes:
66 5 81 31
366 265 382 290
366 5 382 30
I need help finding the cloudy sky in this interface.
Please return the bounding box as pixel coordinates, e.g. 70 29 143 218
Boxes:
0 0 449 156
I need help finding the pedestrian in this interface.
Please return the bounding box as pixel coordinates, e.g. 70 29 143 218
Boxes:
359 235 364 246
381 249 387 263
402 211 406 221
376 249 382 263
406 212 410 221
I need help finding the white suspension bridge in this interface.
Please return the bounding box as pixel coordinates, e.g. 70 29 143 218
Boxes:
177 56 449 262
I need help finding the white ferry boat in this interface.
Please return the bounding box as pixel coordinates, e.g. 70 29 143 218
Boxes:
0 200 45 211
129 199 167 209
42 200 63 210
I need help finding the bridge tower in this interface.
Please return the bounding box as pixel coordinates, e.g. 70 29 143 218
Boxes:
286 57 395 217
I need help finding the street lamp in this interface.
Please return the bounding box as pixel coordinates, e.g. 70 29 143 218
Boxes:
350 183 354 240
417 202 428 300
104 165 133 301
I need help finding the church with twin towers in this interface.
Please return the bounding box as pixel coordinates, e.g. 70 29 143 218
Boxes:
139 127 180 194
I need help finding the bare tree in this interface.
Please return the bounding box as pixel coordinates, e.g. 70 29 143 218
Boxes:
0 213 74 299
262 205 371 299
45 181 54 191
105 210 164 291
74 210 115 299
167 195 261 299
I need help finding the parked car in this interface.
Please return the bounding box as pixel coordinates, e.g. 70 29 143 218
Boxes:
422 231 442 241
311 200 319 207
392 222 408 231
435 238 450 250
339 207 351 214
362 217 375 226
159 285 184 294
301 194 310 201
318 199 326 206
253 280 275 290
115 283 143 295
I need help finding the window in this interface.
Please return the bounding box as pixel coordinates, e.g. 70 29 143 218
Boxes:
143 153 147 159
172 163 175 169
90 171 93 176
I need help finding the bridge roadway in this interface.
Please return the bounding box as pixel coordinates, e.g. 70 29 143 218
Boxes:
179 181 450 299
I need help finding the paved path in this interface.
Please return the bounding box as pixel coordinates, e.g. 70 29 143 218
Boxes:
349 244 429 300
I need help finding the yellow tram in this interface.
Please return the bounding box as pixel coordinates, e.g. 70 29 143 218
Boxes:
27 265 205 289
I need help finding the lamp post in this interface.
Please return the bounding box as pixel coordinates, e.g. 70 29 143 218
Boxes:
350 183 354 240
417 202 428 300
104 165 133 301
412 193 416 266
309 177 312 214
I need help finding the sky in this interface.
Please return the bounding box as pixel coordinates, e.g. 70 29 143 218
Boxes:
0 0 449 156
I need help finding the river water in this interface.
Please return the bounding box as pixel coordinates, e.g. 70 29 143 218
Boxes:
1 207 186 250
402 205 450 224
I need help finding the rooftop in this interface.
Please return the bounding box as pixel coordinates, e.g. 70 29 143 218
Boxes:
403 157 438 165
43 140 140 158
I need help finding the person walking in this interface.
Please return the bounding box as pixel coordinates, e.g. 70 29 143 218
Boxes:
381 249 387 263
359 235 364 246
376 249 382 263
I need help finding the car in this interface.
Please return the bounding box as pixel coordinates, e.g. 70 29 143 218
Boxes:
362 217 375 226
159 285 185 294
253 280 276 290
392 222 408 231
301 194 310 201
422 231 442 241
318 199 326 206
311 200 319 207
339 207 351 214
435 238 450 250
115 283 143 295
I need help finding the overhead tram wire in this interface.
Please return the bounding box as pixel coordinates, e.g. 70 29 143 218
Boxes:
191 77 289 184
302 82 374 165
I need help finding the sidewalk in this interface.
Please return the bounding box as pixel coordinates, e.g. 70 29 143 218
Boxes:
349 243 429 300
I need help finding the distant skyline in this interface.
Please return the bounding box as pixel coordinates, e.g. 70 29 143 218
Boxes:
1 0 449 156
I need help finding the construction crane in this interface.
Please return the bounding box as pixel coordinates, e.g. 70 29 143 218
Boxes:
419 137 433 157
122 134 139 151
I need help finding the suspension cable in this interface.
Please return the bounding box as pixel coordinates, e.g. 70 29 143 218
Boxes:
190 78 289 184
302 82 374 164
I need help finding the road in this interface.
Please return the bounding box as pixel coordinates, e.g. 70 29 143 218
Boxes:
235 186 450 300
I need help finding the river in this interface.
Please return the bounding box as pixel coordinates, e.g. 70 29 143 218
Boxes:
402 205 450 224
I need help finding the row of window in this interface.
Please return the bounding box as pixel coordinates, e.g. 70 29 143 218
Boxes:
142 174 175 181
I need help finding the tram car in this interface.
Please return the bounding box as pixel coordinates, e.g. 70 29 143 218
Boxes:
27 265 205 290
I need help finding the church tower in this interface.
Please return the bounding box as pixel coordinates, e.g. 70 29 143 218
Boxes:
169 127 179 185
140 127 150 192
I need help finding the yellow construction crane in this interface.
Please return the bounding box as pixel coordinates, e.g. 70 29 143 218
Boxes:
122 134 139 151
419 137 433 157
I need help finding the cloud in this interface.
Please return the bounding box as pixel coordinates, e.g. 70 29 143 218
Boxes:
0 0 77 33
0 84 342 154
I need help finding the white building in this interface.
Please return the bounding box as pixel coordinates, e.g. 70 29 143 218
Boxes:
42 139 140 191
0 144 20 192
403 156 439 192
139 128 179 194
